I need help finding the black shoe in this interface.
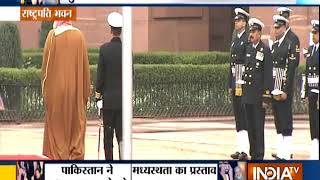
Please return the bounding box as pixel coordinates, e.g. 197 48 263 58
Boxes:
272 153 293 160
238 152 249 160
275 156 283 160
231 151 240 159
272 154 284 160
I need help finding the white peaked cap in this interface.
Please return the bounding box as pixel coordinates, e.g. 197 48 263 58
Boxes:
234 8 250 17
107 12 123 28
311 19 319 26
273 15 289 23
277 7 292 13
311 19 319 32
249 17 265 29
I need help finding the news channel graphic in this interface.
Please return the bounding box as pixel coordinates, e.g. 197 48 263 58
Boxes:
44 161 218 180
246 161 320 180
20 6 76 21
218 161 247 180
20 0 75 5
44 161 320 180
17 0 320 6
0 161 16 180
0 160 320 179
247 163 303 180
16 161 44 180
15 0 320 5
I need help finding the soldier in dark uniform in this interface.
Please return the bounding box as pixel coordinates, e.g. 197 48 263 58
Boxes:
228 8 250 160
271 7 300 160
277 7 300 68
242 18 273 160
96 12 123 160
301 20 319 160
271 15 299 160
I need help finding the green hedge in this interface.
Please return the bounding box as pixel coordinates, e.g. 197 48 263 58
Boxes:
22 51 230 68
1 64 229 86
0 68 41 85
0 66 97 85
0 64 307 119
134 51 230 65
23 52 99 68
23 49 43 53
133 64 232 117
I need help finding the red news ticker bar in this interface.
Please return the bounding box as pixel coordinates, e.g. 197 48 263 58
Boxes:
20 7 77 21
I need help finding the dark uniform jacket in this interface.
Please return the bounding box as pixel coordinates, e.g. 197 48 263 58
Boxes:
242 41 273 104
305 44 319 98
271 34 299 97
286 28 300 66
228 30 250 89
96 37 122 110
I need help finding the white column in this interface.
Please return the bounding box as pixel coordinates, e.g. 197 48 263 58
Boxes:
122 7 132 160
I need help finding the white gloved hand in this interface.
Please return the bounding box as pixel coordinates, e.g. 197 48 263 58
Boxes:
303 48 308 55
97 100 103 116
97 100 103 109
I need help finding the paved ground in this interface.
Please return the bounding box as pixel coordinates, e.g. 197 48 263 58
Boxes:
0 115 312 160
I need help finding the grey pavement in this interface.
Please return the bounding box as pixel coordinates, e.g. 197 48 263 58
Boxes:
0 116 312 160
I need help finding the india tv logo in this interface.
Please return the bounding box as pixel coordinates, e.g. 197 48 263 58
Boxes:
248 163 303 180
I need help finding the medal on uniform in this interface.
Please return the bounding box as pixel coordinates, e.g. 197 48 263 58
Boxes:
256 62 260 69
235 64 244 96
235 86 242 96
256 51 264 61
296 45 300 53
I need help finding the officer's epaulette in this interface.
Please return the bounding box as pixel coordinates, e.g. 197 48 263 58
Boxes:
295 44 300 53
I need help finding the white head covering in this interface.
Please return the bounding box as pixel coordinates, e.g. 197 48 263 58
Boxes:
107 12 123 28
273 15 289 28
249 17 265 31
277 7 292 19
234 8 250 21
277 7 292 13
311 19 319 32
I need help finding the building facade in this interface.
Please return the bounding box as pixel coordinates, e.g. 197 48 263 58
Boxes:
18 7 319 53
